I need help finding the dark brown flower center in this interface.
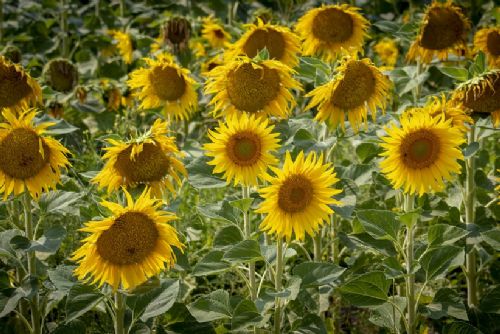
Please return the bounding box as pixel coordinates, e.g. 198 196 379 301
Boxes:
214 29 225 39
400 129 441 169
278 174 314 213
331 61 376 110
150 66 186 101
420 7 465 50
243 28 286 60
312 8 354 43
0 62 33 109
226 131 262 166
486 30 500 56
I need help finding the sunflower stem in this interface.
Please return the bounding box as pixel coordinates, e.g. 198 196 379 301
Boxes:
464 124 479 307
242 186 257 301
114 291 126 334
60 0 69 58
119 0 125 17
313 232 322 261
403 193 416 334
274 236 284 334
23 192 41 334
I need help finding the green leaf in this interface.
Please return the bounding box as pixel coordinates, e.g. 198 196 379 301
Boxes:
48 265 77 292
38 191 82 215
439 66 469 82
192 250 231 276
65 284 104 322
369 296 406 332
188 290 231 322
443 322 483 334
229 198 254 213
0 288 25 318
356 210 400 241
223 240 262 263
29 226 66 253
424 288 468 320
52 320 86 334
479 286 500 314
291 313 327 334
481 228 500 251
419 245 464 281
428 224 468 247
186 156 226 189
339 271 391 307
253 47 269 61
292 262 345 287
138 279 180 321
356 142 382 163
463 142 480 158
231 299 262 330
213 225 243 249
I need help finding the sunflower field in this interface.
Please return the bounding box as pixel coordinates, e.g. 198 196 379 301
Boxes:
0 0 499 333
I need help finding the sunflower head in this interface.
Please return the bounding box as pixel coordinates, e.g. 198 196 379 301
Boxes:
72 188 184 291
205 56 301 119
108 30 133 64
201 17 230 49
0 56 42 112
227 19 301 68
163 17 191 52
204 112 280 186
201 54 223 75
2 45 22 63
127 53 198 120
306 57 391 132
93 119 187 199
0 108 71 200
43 58 79 93
295 4 370 61
256 151 342 241
407 0 470 63
474 27 500 69
373 38 399 69
380 111 465 196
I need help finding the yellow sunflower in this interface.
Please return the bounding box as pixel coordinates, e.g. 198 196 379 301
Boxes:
305 57 391 132
452 70 500 127
205 56 301 118
201 17 230 48
407 0 470 64
127 53 198 120
93 119 186 199
108 30 133 64
72 188 184 291
0 108 71 200
204 113 280 186
201 54 223 75
256 151 342 241
379 111 465 197
227 18 301 67
295 4 370 61
373 38 399 69
0 56 42 112
473 27 500 68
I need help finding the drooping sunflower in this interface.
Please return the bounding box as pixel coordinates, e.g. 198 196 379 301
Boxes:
72 188 184 291
256 151 342 241
93 119 186 199
0 108 71 200
451 70 500 127
407 0 470 64
473 27 500 68
108 30 133 64
295 4 370 61
305 57 391 132
127 53 198 120
43 58 79 93
0 56 42 112
379 111 465 197
204 113 280 186
201 17 230 49
205 56 301 119
373 38 399 69
227 19 301 67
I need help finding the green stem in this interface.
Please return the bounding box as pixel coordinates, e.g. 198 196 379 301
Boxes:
274 237 284 334
313 232 322 262
403 194 416 334
60 0 69 57
119 0 125 17
465 125 478 307
114 291 126 334
23 193 41 334
330 215 341 333
242 186 257 301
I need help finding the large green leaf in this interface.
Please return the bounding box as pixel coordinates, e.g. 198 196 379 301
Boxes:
213 225 243 249
428 224 468 248
292 262 345 287
419 245 464 281
139 279 180 321
186 156 226 189
223 240 262 263
188 290 231 322
65 284 104 322
424 288 468 320
356 210 400 241
231 299 262 330
192 250 231 276
339 271 391 307
369 296 406 332
443 322 483 334
479 286 500 315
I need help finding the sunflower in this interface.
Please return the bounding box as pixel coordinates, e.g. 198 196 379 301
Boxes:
108 30 133 64
0 56 42 112
473 27 500 69
72 188 184 291
201 54 224 75
452 70 500 127
127 53 198 120
373 38 399 69
204 113 280 186
43 58 79 93
407 0 470 64
295 4 369 61
93 119 186 199
0 108 71 200
205 56 301 118
227 19 301 67
163 17 191 52
305 57 391 132
256 151 342 241
379 112 465 197
2 45 21 63
201 17 230 49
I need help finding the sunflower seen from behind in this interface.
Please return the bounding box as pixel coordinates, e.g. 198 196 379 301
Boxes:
204 113 280 186
72 188 184 291
295 4 369 61
0 108 71 200
407 0 470 64
0 56 42 112
379 111 465 197
473 27 500 68
227 19 301 68
205 56 301 119
43 58 79 93
305 57 391 133
201 17 230 49
108 30 133 64
93 119 186 199
128 53 198 120
256 151 342 241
